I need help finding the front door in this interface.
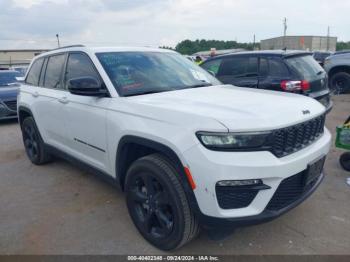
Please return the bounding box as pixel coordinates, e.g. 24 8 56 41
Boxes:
60 52 110 172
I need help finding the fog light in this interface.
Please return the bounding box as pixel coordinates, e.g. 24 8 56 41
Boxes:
217 179 262 187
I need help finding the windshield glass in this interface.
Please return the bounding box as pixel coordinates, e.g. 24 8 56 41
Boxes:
285 55 325 80
96 51 221 96
0 71 21 87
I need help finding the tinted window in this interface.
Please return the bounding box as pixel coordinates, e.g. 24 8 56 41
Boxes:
44 54 65 89
96 52 220 97
269 58 289 77
0 71 21 87
201 59 222 75
26 58 44 86
218 57 258 77
65 53 100 88
259 58 268 76
285 55 324 80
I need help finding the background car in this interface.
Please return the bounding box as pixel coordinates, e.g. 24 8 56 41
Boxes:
324 52 350 94
200 50 332 113
0 70 21 120
313 51 332 67
9 65 29 77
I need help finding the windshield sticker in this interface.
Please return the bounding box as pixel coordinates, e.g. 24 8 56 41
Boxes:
190 69 210 83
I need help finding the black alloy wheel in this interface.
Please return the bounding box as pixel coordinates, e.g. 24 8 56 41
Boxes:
128 173 175 239
125 154 199 250
330 72 350 94
21 117 52 165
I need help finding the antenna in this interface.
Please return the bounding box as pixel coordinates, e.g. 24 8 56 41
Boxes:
326 26 330 51
283 17 287 49
56 34 60 48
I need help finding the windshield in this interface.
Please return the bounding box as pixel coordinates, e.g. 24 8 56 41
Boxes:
96 51 221 96
285 55 325 80
0 71 21 87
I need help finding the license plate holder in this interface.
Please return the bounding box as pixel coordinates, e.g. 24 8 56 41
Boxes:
304 156 326 186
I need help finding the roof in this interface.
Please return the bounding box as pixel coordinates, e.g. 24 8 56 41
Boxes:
0 49 49 52
36 45 175 59
210 50 312 59
261 35 337 41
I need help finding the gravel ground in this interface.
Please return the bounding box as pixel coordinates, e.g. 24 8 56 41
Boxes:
0 94 349 255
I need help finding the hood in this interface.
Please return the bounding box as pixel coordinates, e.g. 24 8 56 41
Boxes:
126 85 326 132
0 86 19 100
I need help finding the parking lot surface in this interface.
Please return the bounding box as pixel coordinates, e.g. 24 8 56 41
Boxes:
0 95 350 255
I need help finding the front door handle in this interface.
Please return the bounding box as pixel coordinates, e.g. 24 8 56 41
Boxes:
32 91 39 98
58 97 69 104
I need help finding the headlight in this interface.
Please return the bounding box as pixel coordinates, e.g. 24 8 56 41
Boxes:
196 131 271 150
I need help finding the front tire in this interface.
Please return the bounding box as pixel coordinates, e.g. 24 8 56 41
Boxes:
125 154 199 250
340 152 350 172
330 72 350 94
21 117 52 165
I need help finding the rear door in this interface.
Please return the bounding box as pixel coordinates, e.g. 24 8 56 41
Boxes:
216 56 259 88
26 53 70 150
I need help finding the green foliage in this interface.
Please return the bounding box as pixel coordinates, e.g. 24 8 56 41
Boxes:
336 41 350 51
175 39 259 55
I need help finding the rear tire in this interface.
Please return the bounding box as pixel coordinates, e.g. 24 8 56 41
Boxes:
125 153 199 250
21 117 52 165
330 72 350 94
340 152 350 172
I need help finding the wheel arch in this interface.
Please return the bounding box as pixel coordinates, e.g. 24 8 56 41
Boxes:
18 106 34 128
328 65 350 78
115 135 200 211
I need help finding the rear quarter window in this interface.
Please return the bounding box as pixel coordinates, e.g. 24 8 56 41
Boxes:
269 58 289 77
285 55 324 80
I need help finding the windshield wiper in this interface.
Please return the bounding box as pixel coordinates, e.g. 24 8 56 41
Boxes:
124 90 169 97
182 83 213 89
317 71 324 75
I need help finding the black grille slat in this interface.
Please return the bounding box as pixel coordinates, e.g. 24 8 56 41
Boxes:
266 171 319 211
3 100 17 111
271 114 325 158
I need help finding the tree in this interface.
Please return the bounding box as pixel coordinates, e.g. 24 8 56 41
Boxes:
336 41 350 51
175 39 259 55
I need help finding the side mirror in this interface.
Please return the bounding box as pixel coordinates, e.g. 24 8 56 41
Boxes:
67 77 107 97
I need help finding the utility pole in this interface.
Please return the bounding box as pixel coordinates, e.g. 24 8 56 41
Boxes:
253 34 256 50
326 26 330 51
283 17 287 49
56 34 60 48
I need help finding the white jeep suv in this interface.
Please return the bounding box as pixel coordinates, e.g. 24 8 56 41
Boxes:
18 45 331 250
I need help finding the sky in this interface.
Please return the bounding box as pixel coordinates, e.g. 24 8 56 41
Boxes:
0 0 349 49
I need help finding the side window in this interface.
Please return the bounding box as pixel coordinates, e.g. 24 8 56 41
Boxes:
268 58 289 77
65 53 100 88
218 57 258 77
201 59 222 76
43 54 65 89
25 58 44 86
259 58 269 76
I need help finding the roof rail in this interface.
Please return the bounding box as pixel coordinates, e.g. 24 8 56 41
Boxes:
49 44 85 52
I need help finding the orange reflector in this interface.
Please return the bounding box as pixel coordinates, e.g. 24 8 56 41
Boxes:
184 166 196 190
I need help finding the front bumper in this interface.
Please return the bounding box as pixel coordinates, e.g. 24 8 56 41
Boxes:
0 100 17 120
183 128 331 222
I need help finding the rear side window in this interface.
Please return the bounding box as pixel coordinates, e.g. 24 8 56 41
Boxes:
65 53 100 88
218 57 258 77
25 58 44 86
269 58 289 77
259 58 269 76
285 55 324 80
44 54 65 89
201 59 222 76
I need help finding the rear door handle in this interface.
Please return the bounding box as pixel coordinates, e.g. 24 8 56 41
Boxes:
58 97 69 104
32 91 39 98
